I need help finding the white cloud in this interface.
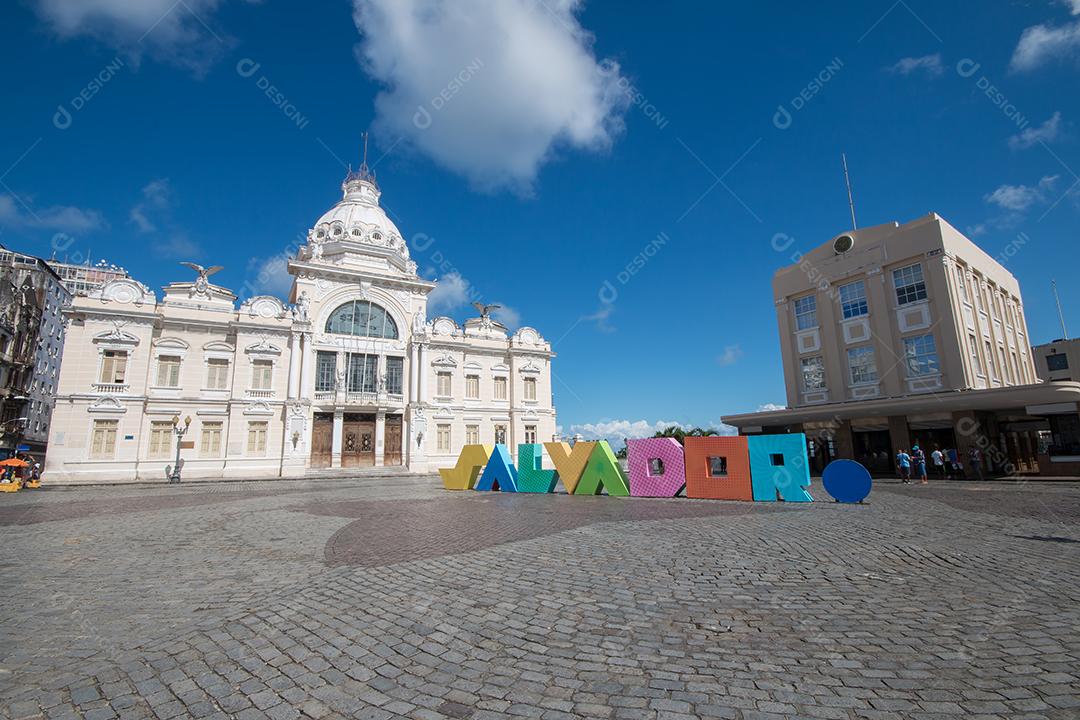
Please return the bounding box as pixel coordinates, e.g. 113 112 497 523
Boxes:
1010 19 1080 72
569 419 737 448
984 175 1059 211
0 194 104 234
716 344 744 367
33 0 232 72
126 179 203 258
1009 112 1064 150
580 303 615 333
1060 0 1080 15
351 0 629 192
426 271 476 314
245 254 294 299
967 223 988 237
490 303 521 330
756 403 786 412
885 53 944 77
129 178 171 233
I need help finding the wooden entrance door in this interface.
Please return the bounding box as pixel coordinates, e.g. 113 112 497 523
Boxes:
342 414 376 468
311 414 333 468
384 415 403 466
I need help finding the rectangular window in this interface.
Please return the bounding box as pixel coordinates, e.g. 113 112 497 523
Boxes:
385 356 403 395
437 371 452 397
493 376 508 400
346 353 377 393
148 421 172 458
251 360 273 390
998 346 1011 384
206 358 230 390
1048 413 1080 456
100 350 128 384
893 263 927 305
985 340 996 379
708 456 728 477
847 346 878 385
524 425 537 444
465 374 480 400
465 424 479 445
904 334 941 377
90 419 118 459
800 356 826 391
523 377 537 401
156 355 181 387
957 270 969 303
793 295 818 330
247 421 268 455
494 424 507 445
1047 353 1070 372
838 280 868 319
968 334 982 375
437 424 451 452
200 421 223 457
315 351 337 392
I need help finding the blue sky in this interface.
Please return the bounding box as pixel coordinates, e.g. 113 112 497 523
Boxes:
2 1 1079 443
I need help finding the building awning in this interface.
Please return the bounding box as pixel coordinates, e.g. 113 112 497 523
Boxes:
723 381 1080 428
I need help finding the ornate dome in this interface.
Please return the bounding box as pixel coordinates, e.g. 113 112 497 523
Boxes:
304 167 412 266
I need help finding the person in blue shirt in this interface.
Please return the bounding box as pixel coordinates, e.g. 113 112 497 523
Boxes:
896 449 912 483
911 444 928 484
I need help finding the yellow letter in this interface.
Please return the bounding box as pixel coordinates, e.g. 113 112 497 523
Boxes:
439 444 494 490
544 442 596 495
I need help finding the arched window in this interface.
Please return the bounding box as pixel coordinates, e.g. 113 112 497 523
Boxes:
325 300 399 339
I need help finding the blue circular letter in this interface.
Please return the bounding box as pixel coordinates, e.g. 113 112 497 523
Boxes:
822 459 872 503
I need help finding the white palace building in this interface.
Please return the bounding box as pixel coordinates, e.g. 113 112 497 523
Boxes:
44 165 557 483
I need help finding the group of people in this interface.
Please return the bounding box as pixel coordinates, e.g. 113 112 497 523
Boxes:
895 444 985 483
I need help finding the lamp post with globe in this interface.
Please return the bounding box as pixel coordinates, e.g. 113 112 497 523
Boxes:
167 415 192 483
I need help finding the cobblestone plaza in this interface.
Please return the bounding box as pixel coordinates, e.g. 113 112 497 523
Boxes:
2 477 1078 720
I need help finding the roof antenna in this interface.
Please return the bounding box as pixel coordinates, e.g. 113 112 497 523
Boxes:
1053 279 1069 340
842 153 858 230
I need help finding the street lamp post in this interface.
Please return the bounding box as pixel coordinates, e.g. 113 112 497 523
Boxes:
168 414 192 483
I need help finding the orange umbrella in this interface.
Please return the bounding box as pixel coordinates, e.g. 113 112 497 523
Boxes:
0 458 29 467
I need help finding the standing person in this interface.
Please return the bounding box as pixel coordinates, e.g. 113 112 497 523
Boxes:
947 447 961 479
912 444 928 484
896 448 912 483
969 446 984 481
931 446 946 480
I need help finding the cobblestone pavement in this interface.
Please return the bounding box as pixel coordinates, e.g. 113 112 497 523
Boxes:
1 476 1078 719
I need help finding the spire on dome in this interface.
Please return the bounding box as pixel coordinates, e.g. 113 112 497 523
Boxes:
345 131 377 187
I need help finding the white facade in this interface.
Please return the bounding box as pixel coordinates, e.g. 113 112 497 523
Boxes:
44 167 556 483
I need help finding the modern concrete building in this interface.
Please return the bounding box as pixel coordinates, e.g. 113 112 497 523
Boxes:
45 164 556 483
724 213 1080 477
1033 338 1080 383
48 258 129 297
0 246 71 459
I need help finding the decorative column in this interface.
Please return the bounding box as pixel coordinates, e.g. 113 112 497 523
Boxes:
332 410 344 468
287 332 302 399
409 344 419 403
417 343 428 404
375 410 386 465
299 333 313 399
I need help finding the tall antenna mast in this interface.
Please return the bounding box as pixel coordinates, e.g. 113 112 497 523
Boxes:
1053 279 1069 340
842 153 857 230
361 132 369 170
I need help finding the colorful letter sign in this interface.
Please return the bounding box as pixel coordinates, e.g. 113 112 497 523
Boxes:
475 444 519 492
544 441 595 494
626 438 686 497
516 443 558 493
748 433 813 502
439 444 493 490
439 434 868 504
683 436 754 501
576 441 631 496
